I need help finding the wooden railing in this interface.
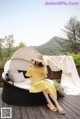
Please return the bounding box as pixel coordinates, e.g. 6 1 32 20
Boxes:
47 66 62 79
47 65 80 79
0 67 4 83
0 65 80 82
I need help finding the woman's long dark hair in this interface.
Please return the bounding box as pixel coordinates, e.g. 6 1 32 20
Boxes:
34 61 47 74
34 61 44 67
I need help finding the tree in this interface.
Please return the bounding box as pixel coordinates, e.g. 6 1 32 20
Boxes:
64 16 80 54
5 34 14 57
17 41 26 48
14 41 26 52
0 38 5 63
0 35 27 66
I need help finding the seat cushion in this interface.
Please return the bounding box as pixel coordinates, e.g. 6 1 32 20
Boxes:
8 70 26 82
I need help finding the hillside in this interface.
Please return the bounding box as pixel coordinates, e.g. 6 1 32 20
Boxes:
33 36 70 55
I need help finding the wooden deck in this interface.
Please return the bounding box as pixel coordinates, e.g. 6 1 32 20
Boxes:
0 88 80 119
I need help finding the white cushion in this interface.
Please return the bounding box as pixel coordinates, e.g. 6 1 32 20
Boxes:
8 70 18 80
10 72 26 82
2 72 6 80
8 78 31 90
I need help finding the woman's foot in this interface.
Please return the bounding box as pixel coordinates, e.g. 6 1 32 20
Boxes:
47 104 57 112
57 106 65 115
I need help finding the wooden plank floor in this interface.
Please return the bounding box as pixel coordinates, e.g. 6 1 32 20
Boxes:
0 88 80 119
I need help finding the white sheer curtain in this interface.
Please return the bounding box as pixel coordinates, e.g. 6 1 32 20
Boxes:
43 55 80 95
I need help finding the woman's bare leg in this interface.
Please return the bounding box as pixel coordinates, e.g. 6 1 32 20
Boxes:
43 91 57 111
43 91 53 105
49 93 65 114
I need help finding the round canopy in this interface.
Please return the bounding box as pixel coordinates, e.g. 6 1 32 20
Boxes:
9 47 40 71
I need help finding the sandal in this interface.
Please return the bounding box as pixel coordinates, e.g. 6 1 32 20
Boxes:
47 104 57 112
58 109 65 115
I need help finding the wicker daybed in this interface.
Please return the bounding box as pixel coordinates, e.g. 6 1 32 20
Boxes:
2 80 47 106
2 47 48 106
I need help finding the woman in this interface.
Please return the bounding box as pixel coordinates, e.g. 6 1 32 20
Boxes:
25 54 65 114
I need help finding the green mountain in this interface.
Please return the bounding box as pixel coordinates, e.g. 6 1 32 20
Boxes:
33 36 70 55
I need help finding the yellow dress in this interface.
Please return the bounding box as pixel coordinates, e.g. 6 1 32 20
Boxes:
25 66 57 98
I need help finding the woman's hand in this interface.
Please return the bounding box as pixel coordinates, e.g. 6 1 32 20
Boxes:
32 76 45 85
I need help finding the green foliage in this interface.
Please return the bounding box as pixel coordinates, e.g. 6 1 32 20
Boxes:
0 35 26 67
34 36 73 55
64 16 80 54
67 52 80 65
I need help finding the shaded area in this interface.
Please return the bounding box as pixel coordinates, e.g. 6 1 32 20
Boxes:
0 88 80 119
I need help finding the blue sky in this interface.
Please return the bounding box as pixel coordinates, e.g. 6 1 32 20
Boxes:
0 0 80 46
